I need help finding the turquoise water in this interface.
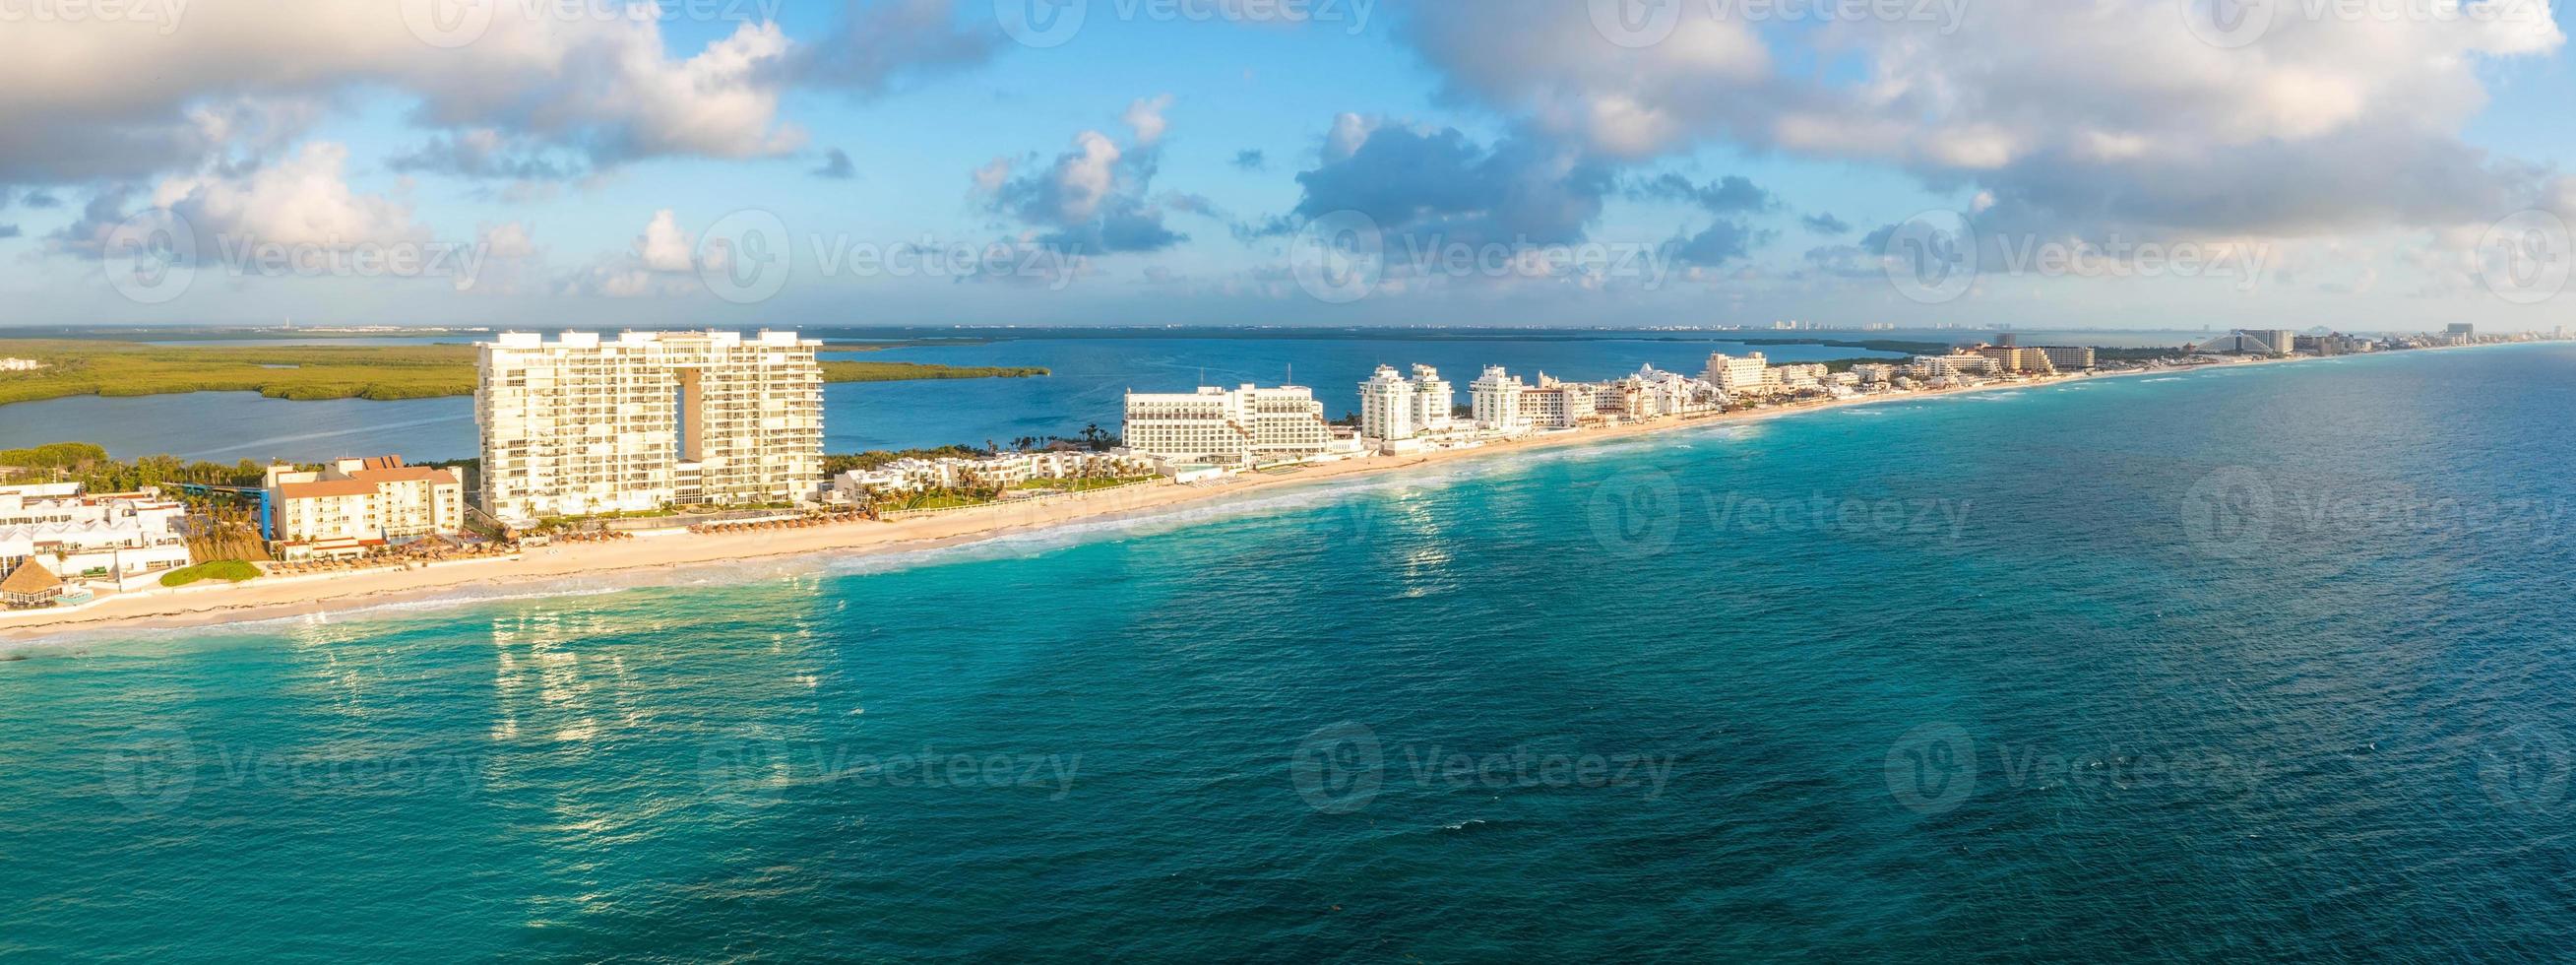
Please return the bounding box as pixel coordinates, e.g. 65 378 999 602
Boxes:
4 345 2572 959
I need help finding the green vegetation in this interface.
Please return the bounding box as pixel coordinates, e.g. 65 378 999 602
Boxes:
1014 475 1157 493
890 491 994 511
0 340 480 407
0 339 1048 409
0 441 275 490
159 560 262 588
820 360 1047 382
822 446 991 476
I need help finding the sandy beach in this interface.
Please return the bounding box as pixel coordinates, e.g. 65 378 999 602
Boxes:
0 355 2317 643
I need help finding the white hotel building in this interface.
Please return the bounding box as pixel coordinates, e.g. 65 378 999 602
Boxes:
1122 384 1333 468
1469 366 1530 433
0 482 192 580
476 330 824 522
1357 364 1457 442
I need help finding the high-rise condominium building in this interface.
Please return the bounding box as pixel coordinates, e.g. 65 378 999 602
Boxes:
476 330 823 522
1702 353 1775 396
1122 384 1331 468
1356 364 1457 441
2035 347 2097 370
2240 330 2298 354
1977 345 2059 373
1469 366 1528 431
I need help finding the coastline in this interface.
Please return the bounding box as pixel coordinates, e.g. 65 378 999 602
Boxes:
0 347 2454 644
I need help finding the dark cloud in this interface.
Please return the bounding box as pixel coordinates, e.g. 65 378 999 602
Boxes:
812 148 856 180
1288 123 1612 246
388 132 581 181
1801 212 1852 235
790 0 1002 94
1391 0 2565 244
0 224 19 239
1631 172 1777 215
1671 221 1774 266
984 134 1187 255
1232 149 1266 171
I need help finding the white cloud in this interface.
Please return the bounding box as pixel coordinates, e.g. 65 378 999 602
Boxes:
155 141 423 247
634 210 696 274
1124 95 1174 148
0 0 984 183
1399 0 2568 239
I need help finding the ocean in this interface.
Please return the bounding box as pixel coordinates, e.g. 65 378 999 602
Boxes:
3 344 2571 959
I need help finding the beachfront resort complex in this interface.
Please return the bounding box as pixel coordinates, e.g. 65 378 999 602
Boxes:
475 330 825 521
0 324 2561 615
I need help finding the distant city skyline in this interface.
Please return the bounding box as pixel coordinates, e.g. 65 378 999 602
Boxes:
3 1 2574 331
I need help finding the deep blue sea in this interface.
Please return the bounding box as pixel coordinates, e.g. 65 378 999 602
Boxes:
0 334 1899 463
4 344 2572 960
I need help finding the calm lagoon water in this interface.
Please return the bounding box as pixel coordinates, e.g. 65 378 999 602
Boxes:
0 334 1896 462
3 344 2571 959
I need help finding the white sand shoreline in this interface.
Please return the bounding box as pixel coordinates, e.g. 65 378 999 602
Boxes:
0 344 2503 645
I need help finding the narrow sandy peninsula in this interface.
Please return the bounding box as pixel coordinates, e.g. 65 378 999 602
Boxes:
0 355 2322 643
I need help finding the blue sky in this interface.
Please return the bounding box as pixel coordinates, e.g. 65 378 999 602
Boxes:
2 0 2573 331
